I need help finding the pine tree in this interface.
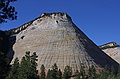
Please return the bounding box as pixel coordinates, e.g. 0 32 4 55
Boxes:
74 70 80 79
5 57 19 79
0 51 9 79
116 65 120 79
18 51 38 79
46 69 52 79
46 63 62 79
50 63 59 79
30 52 38 79
11 57 19 78
108 66 116 79
40 64 46 79
5 72 16 79
96 65 110 79
0 0 17 23
63 65 72 79
17 56 27 79
88 65 96 79
80 65 86 79
58 69 62 79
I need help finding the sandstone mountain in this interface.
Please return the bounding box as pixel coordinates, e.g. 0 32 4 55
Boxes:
8 12 119 72
99 42 120 64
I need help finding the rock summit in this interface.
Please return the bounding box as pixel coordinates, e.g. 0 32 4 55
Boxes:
11 12 119 71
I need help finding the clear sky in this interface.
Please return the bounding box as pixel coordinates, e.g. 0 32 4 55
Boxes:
0 0 120 45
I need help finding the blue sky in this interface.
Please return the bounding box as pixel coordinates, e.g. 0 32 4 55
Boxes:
0 0 120 45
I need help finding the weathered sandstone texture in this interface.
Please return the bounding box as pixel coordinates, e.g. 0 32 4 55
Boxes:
11 12 119 71
103 47 120 64
100 42 120 64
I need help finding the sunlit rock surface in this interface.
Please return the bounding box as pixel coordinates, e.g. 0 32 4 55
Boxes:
100 42 120 64
11 12 119 71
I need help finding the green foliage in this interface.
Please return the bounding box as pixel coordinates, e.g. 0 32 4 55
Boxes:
58 69 62 79
63 65 72 79
116 65 120 79
88 65 97 79
17 51 38 79
1 51 120 79
95 65 116 79
40 64 46 79
74 70 80 79
0 51 9 79
46 69 52 79
80 65 86 79
0 0 17 23
50 63 59 79
46 63 62 79
0 31 10 78
9 57 19 79
5 72 16 79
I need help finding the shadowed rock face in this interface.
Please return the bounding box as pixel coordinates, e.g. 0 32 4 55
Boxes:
11 12 119 72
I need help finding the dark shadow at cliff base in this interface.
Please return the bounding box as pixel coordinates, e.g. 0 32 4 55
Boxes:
6 36 16 63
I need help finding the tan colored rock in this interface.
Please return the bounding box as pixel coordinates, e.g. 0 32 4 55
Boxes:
99 42 120 64
102 47 120 64
11 12 118 72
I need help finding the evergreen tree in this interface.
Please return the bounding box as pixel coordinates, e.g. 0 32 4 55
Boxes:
63 65 72 79
74 70 80 79
18 51 38 79
96 65 110 79
57 69 62 79
17 56 27 79
46 63 62 79
50 63 60 79
5 57 19 79
108 66 116 79
80 65 86 79
46 69 52 79
0 0 17 23
30 52 38 79
5 72 16 79
88 65 96 79
11 57 19 78
116 65 120 79
0 51 9 79
40 64 46 79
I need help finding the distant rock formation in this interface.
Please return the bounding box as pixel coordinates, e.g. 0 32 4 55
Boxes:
9 12 119 72
99 42 119 50
99 42 120 64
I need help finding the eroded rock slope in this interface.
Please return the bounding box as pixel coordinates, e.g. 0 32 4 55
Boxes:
100 42 120 64
10 12 119 71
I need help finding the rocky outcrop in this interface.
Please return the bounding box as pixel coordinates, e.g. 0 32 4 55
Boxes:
10 12 119 72
99 42 119 50
100 42 120 64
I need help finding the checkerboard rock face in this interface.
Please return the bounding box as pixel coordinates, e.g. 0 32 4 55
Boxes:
12 12 118 72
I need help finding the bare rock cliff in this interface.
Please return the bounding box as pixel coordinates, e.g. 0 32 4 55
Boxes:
10 12 119 71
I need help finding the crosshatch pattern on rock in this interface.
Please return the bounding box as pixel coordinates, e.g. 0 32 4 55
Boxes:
9 12 119 72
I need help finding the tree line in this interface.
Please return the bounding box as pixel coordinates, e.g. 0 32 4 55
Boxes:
0 51 119 79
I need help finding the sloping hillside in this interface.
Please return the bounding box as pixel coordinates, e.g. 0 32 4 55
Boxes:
99 42 120 63
8 12 119 71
